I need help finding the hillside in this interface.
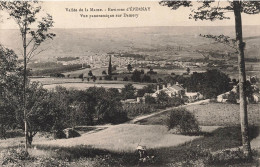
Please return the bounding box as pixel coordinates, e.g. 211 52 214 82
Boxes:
0 26 260 62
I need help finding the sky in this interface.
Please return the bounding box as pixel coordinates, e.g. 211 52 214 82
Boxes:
1 1 260 29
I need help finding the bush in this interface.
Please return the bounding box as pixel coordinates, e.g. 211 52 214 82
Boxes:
78 73 84 79
145 95 156 104
102 70 107 75
205 148 253 166
53 129 66 139
102 111 128 124
121 83 136 100
167 108 200 135
142 74 152 82
187 69 231 99
131 70 142 82
122 103 156 118
227 91 238 104
0 147 31 165
50 73 65 78
157 91 169 105
147 69 157 75
104 75 112 80
152 79 157 83
167 97 184 107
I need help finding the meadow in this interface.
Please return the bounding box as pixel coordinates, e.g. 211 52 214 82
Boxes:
42 82 147 90
1 124 259 166
1 102 260 166
138 102 260 126
30 77 148 90
34 124 201 152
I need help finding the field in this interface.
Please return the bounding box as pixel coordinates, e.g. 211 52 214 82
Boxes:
34 124 201 152
1 125 259 166
186 103 260 126
138 102 260 126
30 77 148 90
62 67 107 78
43 83 146 90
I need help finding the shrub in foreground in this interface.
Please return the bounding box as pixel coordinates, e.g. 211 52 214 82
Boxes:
0 147 31 166
205 148 254 165
167 108 200 135
53 129 66 139
36 157 69 167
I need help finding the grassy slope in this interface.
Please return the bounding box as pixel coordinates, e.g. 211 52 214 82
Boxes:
11 126 258 167
139 103 260 126
2 102 260 166
34 124 199 152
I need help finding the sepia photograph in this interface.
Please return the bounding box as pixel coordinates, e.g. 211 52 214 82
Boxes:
0 0 260 166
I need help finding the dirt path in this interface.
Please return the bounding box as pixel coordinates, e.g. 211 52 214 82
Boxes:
130 99 210 124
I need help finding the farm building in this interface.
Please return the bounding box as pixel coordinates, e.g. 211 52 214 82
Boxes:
152 82 185 98
217 92 230 103
253 93 260 103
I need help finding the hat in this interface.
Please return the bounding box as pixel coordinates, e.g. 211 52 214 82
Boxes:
136 145 146 151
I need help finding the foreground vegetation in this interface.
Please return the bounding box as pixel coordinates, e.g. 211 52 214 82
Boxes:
1 126 259 166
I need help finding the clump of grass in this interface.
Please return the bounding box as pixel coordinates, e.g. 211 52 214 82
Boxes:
36 157 70 167
205 148 257 166
0 146 32 166
34 145 162 166
154 126 259 166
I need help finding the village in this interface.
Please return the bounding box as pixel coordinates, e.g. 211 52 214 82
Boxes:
1 1 260 167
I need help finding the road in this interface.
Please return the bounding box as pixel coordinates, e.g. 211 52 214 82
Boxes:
130 99 210 124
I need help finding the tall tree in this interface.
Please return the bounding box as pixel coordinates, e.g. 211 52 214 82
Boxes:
1 1 55 152
160 0 260 158
121 83 136 100
127 64 133 73
0 45 23 135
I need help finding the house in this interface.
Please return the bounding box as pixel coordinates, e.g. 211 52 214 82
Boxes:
185 92 204 102
253 93 260 103
152 82 185 98
231 85 238 93
217 92 230 103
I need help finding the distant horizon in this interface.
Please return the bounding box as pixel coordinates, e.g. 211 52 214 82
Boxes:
1 24 260 30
